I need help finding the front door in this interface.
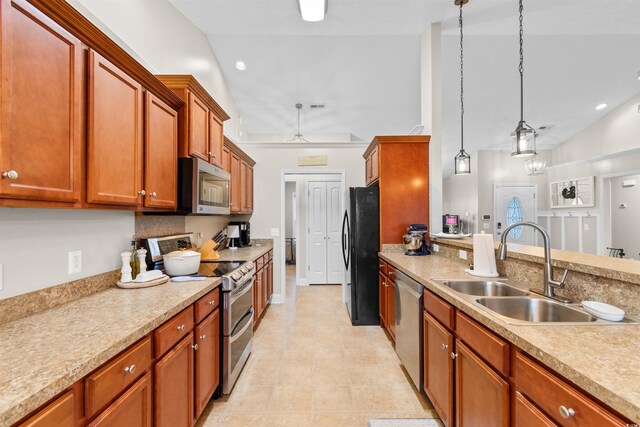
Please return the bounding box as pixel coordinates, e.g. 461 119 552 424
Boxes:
494 185 536 246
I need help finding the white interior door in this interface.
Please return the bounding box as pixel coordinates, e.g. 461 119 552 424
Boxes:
495 185 537 245
308 182 328 284
326 182 342 283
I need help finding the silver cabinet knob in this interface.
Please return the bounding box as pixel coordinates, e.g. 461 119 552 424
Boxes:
451 352 458 360
441 343 448 350
559 406 576 419
150 192 157 197
200 334 206 340
2 170 18 180
208 300 215 305
177 324 185 331
192 343 199 350
138 190 146 196
124 364 136 374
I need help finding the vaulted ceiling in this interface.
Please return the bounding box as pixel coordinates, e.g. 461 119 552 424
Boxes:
169 0 640 174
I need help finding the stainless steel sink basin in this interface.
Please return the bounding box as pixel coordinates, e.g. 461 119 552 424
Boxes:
439 280 529 297
476 297 597 323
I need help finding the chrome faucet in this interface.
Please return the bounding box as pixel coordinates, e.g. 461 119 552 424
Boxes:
498 221 571 303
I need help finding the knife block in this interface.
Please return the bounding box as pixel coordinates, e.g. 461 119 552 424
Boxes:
198 239 221 261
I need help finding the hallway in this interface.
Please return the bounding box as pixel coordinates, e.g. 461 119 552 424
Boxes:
196 272 437 426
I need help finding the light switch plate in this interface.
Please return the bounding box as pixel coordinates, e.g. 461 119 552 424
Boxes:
483 223 490 230
68 251 82 274
432 244 440 253
459 250 467 260
270 228 280 237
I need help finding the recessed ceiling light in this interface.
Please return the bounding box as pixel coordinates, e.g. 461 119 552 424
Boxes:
298 0 327 22
235 61 246 71
595 103 607 110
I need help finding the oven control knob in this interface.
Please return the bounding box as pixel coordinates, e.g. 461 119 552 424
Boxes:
246 263 254 270
240 267 248 274
231 273 242 281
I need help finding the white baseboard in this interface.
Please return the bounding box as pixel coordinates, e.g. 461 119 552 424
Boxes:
297 278 309 286
270 294 285 304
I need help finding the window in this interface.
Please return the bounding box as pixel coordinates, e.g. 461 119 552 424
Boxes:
507 197 523 240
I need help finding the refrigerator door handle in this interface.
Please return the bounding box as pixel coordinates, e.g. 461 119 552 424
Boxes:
341 209 350 269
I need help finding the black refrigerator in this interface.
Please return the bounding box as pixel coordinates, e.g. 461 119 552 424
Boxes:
341 187 380 325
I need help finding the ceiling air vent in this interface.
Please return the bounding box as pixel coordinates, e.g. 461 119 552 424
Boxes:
310 104 325 109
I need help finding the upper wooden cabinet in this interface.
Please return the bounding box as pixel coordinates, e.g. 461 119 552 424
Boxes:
224 137 255 215
155 75 229 168
363 135 430 247
87 50 144 206
0 0 82 203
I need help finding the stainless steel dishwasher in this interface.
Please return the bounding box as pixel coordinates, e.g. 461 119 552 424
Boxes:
394 269 424 389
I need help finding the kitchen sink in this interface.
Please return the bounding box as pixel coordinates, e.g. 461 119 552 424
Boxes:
476 297 597 323
438 280 529 297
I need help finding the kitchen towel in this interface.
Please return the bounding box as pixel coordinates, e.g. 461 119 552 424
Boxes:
465 233 499 278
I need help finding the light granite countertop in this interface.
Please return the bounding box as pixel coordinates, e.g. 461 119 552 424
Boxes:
215 241 273 262
379 252 640 423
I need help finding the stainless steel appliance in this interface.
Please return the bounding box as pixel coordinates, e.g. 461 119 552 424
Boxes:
178 157 230 215
228 221 250 247
403 224 431 256
394 269 424 389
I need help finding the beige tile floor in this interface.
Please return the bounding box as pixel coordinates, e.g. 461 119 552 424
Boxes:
196 265 438 426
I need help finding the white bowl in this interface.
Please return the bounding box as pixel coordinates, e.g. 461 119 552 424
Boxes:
582 301 625 322
163 250 201 276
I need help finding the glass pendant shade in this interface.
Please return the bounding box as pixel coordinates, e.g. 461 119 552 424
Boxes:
524 152 546 175
510 121 536 157
455 149 471 175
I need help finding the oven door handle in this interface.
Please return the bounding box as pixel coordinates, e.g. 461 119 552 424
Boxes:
228 277 254 304
230 309 254 342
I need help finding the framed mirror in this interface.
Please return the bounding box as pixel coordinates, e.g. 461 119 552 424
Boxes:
550 176 595 209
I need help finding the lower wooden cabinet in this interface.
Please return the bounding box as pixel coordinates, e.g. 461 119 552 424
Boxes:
253 252 273 329
19 386 81 427
385 278 396 340
423 311 454 427
194 309 220 419
514 392 558 427
379 273 387 328
378 262 396 341
455 340 509 427
86 373 152 427
154 333 194 427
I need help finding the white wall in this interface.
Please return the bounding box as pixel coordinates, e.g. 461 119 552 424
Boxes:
240 143 366 299
69 0 246 140
0 209 133 299
609 174 640 260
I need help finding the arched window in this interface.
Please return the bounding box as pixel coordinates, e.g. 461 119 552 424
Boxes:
507 197 523 240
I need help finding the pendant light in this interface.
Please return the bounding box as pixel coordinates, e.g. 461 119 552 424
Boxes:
287 103 309 143
454 0 471 175
510 0 536 157
524 152 546 175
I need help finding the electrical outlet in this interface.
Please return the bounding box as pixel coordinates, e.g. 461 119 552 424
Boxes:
432 244 440 253
584 223 590 231
483 223 490 230
459 250 468 260
68 251 82 274
270 228 280 237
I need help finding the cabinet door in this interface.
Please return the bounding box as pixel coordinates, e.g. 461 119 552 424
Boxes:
424 312 454 427
262 267 268 308
154 333 194 427
222 146 230 173
20 389 76 427
386 278 396 340
87 373 152 427
379 273 386 328
87 50 143 206
365 155 371 184
253 271 261 325
144 92 178 209
245 165 254 213
209 112 223 167
230 154 242 213
240 161 248 212
187 92 209 161
1 0 82 202
194 309 220 419
371 146 379 182
455 340 509 427
514 392 558 427
268 261 273 300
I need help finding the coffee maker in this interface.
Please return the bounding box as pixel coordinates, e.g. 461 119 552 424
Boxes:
227 221 250 247
402 224 431 256
442 214 460 234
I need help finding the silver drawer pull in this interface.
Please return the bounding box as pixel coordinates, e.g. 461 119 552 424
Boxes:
451 352 458 360
441 343 448 350
2 170 18 180
177 324 185 331
559 405 576 419
138 189 146 196
124 364 136 374
208 300 216 305
200 334 206 340
192 344 199 350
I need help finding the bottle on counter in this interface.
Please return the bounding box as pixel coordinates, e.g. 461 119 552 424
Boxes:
129 240 140 279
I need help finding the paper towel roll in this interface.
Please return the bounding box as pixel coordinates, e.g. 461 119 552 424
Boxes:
465 233 499 278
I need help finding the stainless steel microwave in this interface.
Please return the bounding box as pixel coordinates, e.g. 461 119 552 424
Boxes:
178 157 230 215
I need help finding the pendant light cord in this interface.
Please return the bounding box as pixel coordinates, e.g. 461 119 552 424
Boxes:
459 3 464 151
519 0 524 123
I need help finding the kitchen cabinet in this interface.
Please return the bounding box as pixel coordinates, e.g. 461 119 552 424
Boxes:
253 252 273 330
386 277 396 340
230 153 242 213
144 92 178 209
194 309 220 419
19 384 82 427
377 259 395 341
423 311 454 427
154 333 194 427
244 163 254 212
86 373 152 427
378 273 387 328
0 0 83 204
514 392 558 427
155 75 229 167
87 49 144 206
222 146 231 173
363 136 430 248
224 137 255 214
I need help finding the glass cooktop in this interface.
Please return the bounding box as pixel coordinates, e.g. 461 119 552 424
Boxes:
197 261 243 277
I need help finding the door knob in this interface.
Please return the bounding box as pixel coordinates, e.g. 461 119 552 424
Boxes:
2 170 18 180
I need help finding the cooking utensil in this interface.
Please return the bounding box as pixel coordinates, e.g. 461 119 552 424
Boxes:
163 250 201 276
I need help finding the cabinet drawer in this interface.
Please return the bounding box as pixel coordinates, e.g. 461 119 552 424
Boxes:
379 259 388 276
268 250 273 261
386 265 396 281
256 256 264 270
515 352 629 427
456 311 509 377
514 391 558 427
20 389 76 427
85 336 152 419
154 306 194 358
86 372 152 427
424 290 455 330
194 287 220 324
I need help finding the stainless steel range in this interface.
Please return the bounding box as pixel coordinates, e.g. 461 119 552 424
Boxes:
140 233 254 395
